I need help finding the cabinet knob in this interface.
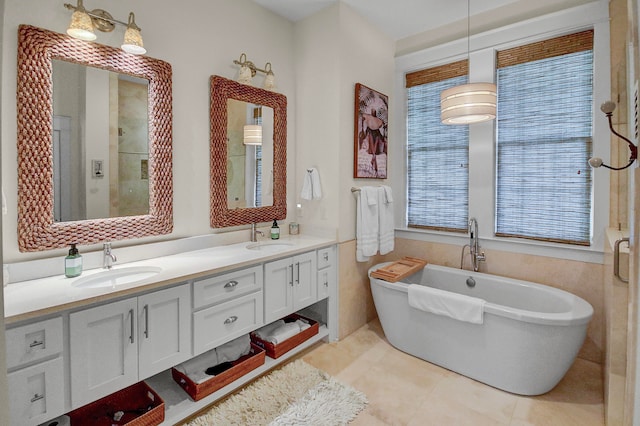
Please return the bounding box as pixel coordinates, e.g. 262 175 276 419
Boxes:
323 253 329 261
224 315 238 325
224 280 239 289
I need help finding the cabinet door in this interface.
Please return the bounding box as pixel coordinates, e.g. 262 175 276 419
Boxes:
8 357 64 426
69 298 138 408
264 257 294 323
138 284 191 379
293 251 317 310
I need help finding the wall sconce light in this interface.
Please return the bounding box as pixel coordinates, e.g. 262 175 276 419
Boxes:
589 101 637 170
64 0 146 55
440 0 496 125
233 53 276 90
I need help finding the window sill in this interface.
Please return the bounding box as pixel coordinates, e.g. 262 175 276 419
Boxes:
395 227 604 264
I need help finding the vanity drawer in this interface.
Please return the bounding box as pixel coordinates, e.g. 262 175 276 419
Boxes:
6 317 63 370
317 264 335 300
8 357 65 426
193 291 264 356
193 265 263 309
317 246 335 270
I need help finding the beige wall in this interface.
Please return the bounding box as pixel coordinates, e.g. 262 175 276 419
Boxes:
293 3 395 241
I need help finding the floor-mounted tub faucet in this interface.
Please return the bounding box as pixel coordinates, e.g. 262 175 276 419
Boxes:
250 223 264 242
103 242 117 269
468 218 485 272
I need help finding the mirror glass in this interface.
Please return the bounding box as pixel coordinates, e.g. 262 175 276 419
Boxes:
52 60 150 222
16 25 173 252
226 100 274 209
209 75 287 228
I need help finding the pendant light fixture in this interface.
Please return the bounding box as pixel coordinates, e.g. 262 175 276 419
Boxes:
244 106 263 146
441 0 496 125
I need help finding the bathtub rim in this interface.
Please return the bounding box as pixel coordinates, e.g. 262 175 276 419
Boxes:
369 263 593 326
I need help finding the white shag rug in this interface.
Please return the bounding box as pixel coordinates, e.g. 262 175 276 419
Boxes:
185 359 367 426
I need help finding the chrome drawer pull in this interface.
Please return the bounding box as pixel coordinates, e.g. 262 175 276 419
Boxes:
29 340 44 349
289 264 294 286
224 280 239 289
224 316 238 325
614 238 630 283
143 305 149 338
129 309 135 344
30 393 44 403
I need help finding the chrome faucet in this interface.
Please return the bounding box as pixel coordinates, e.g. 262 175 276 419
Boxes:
103 242 117 269
250 223 264 243
468 218 485 272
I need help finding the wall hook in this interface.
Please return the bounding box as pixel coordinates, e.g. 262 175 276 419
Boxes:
589 101 637 171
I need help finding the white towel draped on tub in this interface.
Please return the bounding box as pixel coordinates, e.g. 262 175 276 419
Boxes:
408 284 486 324
356 187 379 262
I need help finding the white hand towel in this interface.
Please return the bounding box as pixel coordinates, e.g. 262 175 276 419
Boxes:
301 168 322 200
301 172 313 200
310 168 322 199
356 187 379 262
408 284 485 324
216 334 251 364
378 186 395 255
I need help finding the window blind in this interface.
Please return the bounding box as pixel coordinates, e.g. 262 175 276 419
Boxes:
407 69 469 232
495 31 593 245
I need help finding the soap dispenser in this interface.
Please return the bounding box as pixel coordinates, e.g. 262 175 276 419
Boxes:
65 244 83 278
270 219 280 240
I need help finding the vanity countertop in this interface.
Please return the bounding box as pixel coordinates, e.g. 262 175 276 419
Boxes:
4 235 336 324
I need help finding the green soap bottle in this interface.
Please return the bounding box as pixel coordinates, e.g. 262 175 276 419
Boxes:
270 219 280 240
65 244 83 278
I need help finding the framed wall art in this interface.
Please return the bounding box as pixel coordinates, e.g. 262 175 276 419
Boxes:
354 83 388 179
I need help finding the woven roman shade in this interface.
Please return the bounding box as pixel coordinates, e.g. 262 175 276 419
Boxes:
406 61 469 232
495 30 594 245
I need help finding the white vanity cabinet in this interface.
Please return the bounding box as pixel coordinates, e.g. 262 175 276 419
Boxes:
6 317 65 426
264 251 317 323
69 283 191 408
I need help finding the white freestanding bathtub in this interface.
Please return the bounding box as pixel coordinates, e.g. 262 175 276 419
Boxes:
369 263 593 395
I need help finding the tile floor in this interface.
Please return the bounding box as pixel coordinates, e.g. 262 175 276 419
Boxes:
301 319 604 426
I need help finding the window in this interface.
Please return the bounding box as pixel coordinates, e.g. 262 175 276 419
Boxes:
406 61 469 232
495 30 594 245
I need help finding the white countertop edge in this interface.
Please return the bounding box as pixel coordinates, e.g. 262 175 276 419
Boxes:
4 235 336 324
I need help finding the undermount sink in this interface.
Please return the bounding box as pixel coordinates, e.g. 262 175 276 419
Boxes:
72 266 162 289
246 240 295 252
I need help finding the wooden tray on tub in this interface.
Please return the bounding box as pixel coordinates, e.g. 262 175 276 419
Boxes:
370 257 427 282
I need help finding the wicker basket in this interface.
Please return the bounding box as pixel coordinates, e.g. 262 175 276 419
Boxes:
250 313 319 359
171 343 266 401
67 381 164 426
